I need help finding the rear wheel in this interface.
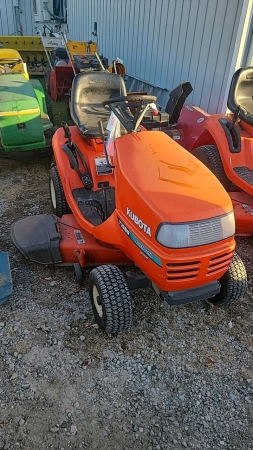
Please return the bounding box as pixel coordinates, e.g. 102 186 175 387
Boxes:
208 253 247 305
89 265 132 334
192 145 232 190
49 165 71 217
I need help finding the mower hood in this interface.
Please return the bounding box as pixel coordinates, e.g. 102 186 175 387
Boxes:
115 131 233 224
0 74 45 149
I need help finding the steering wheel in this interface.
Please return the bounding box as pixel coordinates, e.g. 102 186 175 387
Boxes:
0 58 22 71
102 95 157 133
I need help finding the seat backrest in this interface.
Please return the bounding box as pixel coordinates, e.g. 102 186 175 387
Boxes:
70 71 127 137
227 66 253 126
72 71 126 105
165 81 193 124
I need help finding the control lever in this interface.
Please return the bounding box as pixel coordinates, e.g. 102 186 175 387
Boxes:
229 105 240 131
61 121 72 148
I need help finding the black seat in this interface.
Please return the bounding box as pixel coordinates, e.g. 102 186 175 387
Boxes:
227 66 253 126
70 71 127 138
54 47 69 61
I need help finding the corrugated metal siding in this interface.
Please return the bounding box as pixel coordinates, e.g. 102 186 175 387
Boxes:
19 0 36 35
0 0 35 36
67 0 244 114
0 1 16 35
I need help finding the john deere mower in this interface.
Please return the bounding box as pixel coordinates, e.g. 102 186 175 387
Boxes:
0 48 54 158
11 71 247 334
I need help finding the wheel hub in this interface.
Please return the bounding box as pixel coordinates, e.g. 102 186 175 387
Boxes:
50 179 57 209
93 285 103 317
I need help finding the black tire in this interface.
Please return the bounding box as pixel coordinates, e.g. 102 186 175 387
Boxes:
44 125 58 139
45 91 54 124
89 265 132 334
49 165 71 217
46 103 54 125
67 93 73 123
74 263 83 285
44 68 51 94
192 145 232 190
208 253 247 305
44 126 58 153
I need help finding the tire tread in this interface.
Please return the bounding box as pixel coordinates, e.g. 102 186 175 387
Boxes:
192 145 232 190
49 165 71 217
89 265 132 334
210 253 247 305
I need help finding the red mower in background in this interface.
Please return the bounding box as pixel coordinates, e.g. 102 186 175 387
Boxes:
42 22 125 102
44 37 108 102
143 66 253 237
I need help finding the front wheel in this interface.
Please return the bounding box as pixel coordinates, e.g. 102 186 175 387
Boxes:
49 165 71 217
208 253 247 305
89 265 132 334
192 145 232 191
73 263 83 285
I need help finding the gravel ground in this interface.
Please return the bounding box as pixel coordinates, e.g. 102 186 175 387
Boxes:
0 157 253 450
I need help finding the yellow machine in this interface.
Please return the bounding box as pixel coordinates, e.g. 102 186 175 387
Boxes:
0 48 29 79
66 40 98 57
0 35 56 73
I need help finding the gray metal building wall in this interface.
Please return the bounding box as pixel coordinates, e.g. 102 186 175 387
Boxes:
67 0 244 114
0 0 35 36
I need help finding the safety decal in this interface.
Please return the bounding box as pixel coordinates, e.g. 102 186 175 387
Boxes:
95 156 113 175
170 130 181 140
185 105 194 112
118 217 162 267
74 230 85 244
242 204 253 215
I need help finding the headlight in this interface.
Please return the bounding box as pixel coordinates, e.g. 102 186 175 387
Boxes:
156 211 235 248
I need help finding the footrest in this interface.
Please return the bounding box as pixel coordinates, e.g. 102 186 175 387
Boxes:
162 281 221 306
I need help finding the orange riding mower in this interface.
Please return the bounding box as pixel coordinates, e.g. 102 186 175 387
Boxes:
11 71 247 334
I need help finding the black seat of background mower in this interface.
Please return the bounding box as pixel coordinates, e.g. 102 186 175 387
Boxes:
227 66 253 126
165 81 193 124
70 71 127 138
54 47 69 62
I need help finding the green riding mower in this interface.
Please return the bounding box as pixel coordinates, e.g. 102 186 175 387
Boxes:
0 48 55 158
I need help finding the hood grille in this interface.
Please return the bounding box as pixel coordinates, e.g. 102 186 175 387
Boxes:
166 251 234 282
188 217 223 247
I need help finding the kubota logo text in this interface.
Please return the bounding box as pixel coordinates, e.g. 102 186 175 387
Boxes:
126 207 151 237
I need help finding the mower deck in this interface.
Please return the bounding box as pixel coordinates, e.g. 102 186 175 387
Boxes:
11 213 131 267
